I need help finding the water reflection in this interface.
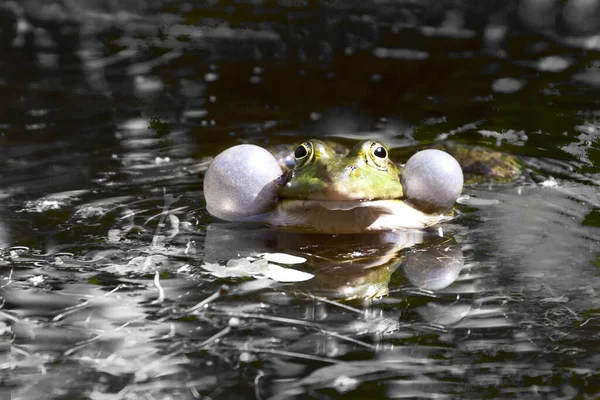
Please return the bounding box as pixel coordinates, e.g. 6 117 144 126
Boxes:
204 223 465 300
402 235 464 291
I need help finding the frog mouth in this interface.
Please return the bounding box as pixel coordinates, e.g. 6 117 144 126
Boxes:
299 199 373 211
266 199 451 234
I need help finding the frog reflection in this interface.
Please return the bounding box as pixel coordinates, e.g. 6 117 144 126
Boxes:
203 223 464 300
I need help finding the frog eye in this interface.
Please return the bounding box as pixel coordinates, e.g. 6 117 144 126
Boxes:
366 142 389 170
373 145 387 159
293 141 314 168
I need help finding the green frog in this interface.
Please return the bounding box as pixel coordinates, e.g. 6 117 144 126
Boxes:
204 139 520 234
264 139 463 233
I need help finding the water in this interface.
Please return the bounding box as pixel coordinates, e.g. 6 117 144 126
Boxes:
2 2 600 399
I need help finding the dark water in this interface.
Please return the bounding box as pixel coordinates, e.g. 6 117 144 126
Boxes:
2 1 600 399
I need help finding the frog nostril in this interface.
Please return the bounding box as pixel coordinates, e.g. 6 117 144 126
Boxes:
345 165 358 176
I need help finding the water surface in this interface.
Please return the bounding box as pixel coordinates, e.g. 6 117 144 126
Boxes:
1 2 600 399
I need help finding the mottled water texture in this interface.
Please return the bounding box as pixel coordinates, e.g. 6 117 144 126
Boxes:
1 1 600 399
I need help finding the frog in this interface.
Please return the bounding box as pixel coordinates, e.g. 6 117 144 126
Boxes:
263 139 463 233
204 138 523 234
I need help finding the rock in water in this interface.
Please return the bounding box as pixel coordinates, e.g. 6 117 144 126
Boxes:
204 144 283 221
402 149 463 214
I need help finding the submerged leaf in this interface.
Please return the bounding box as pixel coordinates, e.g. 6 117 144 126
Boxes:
200 256 313 282
262 263 313 282
200 262 251 278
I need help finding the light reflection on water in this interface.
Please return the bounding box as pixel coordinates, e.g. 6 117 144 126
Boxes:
1 2 600 399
